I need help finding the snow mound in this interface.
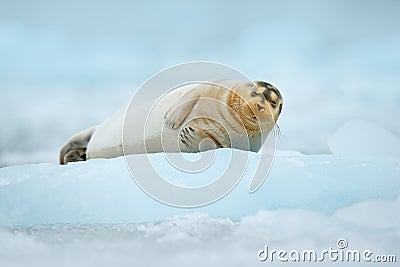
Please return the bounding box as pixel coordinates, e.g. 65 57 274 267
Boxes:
329 120 400 159
0 149 399 226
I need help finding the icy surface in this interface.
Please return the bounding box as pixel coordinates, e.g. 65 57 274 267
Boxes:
1 199 399 267
0 151 399 266
1 150 399 226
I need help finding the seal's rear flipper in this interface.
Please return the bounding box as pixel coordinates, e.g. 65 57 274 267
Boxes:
59 127 96 165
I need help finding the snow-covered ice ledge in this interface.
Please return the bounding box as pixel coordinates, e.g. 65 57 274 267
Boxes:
0 150 399 226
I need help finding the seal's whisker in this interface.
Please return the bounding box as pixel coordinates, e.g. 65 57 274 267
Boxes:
274 124 281 138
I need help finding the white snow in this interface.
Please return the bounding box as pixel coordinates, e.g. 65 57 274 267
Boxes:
0 199 399 267
329 120 400 159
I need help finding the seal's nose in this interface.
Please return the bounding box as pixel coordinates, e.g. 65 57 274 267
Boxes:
256 103 264 111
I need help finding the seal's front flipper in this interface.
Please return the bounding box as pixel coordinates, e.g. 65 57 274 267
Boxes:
179 126 221 152
59 127 96 164
164 90 201 129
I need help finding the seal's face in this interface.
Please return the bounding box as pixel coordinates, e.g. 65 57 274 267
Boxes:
237 81 283 131
254 81 283 123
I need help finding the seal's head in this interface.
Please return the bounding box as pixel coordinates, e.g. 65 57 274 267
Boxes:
234 81 282 133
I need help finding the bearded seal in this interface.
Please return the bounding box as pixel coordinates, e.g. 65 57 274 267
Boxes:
59 80 283 164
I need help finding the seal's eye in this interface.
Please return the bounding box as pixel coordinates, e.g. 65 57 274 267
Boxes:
270 100 277 107
251 91 261 97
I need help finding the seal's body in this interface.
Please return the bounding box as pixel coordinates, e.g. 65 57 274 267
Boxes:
59 80 283 164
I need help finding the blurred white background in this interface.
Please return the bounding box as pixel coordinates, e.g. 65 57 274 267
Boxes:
1 0 399 166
